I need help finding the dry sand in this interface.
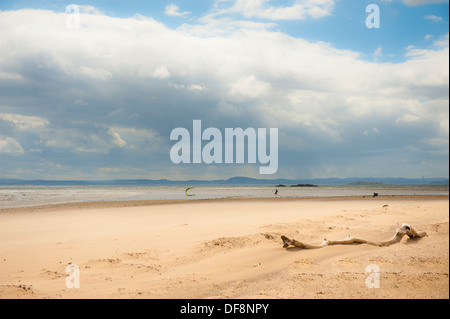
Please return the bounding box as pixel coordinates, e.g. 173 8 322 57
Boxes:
0 196 448 299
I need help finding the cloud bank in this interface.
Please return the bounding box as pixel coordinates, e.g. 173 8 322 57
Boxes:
0 8 448 180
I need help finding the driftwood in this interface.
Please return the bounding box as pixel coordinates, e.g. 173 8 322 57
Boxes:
281 223 427 249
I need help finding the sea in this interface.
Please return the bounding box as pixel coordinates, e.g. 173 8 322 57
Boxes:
0 184 448 209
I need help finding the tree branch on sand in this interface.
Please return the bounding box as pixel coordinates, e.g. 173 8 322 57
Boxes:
281 223 427 249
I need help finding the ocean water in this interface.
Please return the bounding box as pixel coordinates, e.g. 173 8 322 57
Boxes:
0 185 448 209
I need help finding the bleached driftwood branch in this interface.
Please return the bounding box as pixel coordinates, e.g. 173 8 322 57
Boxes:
281 223 427 249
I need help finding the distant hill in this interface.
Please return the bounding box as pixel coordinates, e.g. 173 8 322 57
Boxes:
0 176 448 186
347 181 390 186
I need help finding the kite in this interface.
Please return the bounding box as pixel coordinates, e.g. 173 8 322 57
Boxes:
185 187 195 197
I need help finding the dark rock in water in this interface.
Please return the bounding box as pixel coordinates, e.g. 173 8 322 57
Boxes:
289 184 318 187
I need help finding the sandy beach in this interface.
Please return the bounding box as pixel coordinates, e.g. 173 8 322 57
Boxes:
0 195 448 299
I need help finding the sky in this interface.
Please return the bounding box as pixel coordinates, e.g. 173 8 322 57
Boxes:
0 0 448 181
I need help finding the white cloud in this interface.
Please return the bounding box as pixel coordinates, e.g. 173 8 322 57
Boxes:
0 137 24 154
230 75 271 98
0 71 22 80
165 4 191 17
78 5 104 15
396 114 421 123
433 33 449 48
187 14 278 36
187 84 208 93
168 83 186 90
108 129 126 148
373 46 383 62
0 113 49 130
403 0 448 6
424 14 444 22
406 34 449 57
152 66 171 79
211 0 335 21
79 66 113 81
405 45 430 57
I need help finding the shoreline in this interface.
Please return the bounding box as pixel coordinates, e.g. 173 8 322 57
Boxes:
1 194 448 214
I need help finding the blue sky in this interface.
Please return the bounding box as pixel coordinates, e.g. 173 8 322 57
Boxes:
0 0 448 180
